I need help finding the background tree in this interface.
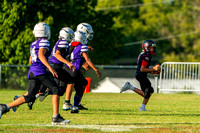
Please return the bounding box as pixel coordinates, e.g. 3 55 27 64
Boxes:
97 0 200 64
0 0 121 65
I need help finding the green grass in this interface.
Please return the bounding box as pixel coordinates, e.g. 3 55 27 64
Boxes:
0 90 200 132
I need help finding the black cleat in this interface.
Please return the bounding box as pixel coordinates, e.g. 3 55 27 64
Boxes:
0 104 10 119
39 89 50 102
27 100 35 110
70 106 79 113
52 114 70 125
78 104 88 110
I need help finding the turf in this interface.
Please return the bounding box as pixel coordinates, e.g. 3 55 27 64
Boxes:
0 90 200 132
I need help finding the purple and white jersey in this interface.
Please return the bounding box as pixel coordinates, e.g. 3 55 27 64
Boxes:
69 42 88 70
49 39 69 65
28 39 51 78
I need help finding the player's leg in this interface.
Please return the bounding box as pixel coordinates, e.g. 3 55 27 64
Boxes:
63 83 73 111
0 79 40 119
12 92 28 112
120 82 144 96
39 74 70 125
137 76 154 111
78 85 88 110
71 75 88 113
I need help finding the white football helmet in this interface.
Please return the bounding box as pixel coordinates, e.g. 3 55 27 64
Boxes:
33 22 51 39
74 31 87 44
59 27 74 42
76 23 94 41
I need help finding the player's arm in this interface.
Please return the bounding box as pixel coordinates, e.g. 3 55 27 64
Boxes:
82 62 90 71
54 50 75 71
29 56 32 64
38 48 58 78
140 60 158 73
82 52 101 77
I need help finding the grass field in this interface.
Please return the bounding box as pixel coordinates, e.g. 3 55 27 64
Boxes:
0 90 200 133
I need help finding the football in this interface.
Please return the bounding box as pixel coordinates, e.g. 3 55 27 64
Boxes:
153 64 161 77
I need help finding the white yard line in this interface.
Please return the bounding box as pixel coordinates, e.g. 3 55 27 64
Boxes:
1 124 152 132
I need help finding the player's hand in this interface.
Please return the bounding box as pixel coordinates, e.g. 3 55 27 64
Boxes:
95 70 101 77
82 62 90 71
49 67 58 78
153 64 161 77
153 64 161 72
68 63 76 71
88 46 94 52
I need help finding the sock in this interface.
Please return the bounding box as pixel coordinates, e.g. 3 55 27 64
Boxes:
74 95 82 107
65 100 70 103
6 104 10 109
53 114 59 118
49 90 53 95
130 85 135 91
35 94 40 99
141 104 146 108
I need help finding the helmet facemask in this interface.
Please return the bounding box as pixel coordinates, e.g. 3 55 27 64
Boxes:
59 27 74 42
149 44 156 56
74 31 87 44
77 23 94 41
142 40 156 55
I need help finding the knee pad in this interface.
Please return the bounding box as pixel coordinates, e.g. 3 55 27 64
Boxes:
144 88 151 99
58 87 66 96
24 95 36 103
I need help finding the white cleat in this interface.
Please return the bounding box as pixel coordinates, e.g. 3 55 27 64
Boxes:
120 82 131 93
139 107 149 111
62 102 72 111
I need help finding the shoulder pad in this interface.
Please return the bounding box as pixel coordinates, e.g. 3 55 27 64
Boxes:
81 45 88 52
39 39 50 47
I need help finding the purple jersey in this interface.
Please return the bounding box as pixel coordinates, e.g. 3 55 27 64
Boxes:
28 39 51 78
69 42 88 70
49 39 69 65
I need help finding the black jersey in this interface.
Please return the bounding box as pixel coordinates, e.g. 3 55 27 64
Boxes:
136 51 152 77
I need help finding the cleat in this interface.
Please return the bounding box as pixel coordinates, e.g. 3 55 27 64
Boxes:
120 82 131 93
27 100 35 110
52 114 70 125
12 95 20 112
0 104 10 119
139 107 149 111
70 106 79 113
78 104 88 110
62 102 72 111
39 89 50 102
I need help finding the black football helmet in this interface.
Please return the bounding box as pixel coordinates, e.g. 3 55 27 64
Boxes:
142 40 156 55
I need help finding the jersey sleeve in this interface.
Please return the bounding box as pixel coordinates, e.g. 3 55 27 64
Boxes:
57 40 69 53
39 39 50 51
81 45 88 53
141 56 151 67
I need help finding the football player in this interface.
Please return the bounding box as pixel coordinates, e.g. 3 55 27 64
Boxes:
62 31 101 113
62 23 94 111
0 22 70 125
120 40 160 111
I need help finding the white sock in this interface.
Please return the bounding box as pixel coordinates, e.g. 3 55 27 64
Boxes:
129 85 135 91
35 94 40 99
6 104 10 109
141 104 146 108
53 114 59 118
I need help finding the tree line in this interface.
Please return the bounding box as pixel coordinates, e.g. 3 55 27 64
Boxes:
1 0 200 65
